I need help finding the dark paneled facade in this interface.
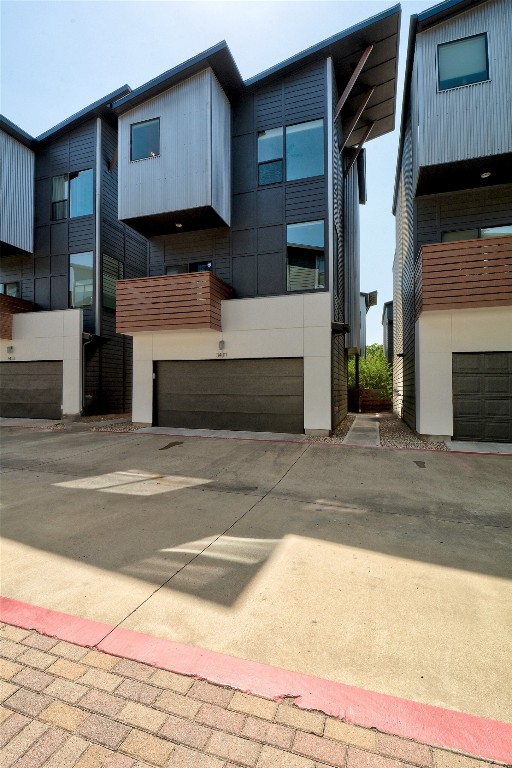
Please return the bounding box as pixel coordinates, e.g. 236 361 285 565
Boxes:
148 61 329 300
0 117 148 414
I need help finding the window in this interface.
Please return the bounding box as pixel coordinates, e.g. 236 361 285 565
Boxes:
258 128 283 185
0 282 20 298
70 170 93 218
166 262 212 275
52 175 68 220
287 220 325 292
102 254 124 309
438 34 488 91
286 120 324 181
131 118 160 161
442 224 512 242
52 170 93 220
258 120 324 186
69 252 93 308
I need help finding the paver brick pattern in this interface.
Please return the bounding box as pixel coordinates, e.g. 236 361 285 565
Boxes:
0 624 504 768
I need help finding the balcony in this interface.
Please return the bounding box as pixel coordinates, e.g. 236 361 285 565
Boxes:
0 295 34 339
417 235 512 317
116 272 233 334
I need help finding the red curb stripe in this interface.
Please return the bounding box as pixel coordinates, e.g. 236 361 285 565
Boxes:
1 597 511 762
0 596 112 647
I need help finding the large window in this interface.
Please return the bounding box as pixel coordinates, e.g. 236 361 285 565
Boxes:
102 254 124 310
286 120 324 181
258 128 283 185
69 252 93 308
258 119 324 186
165 261 212 275
287 220 325 292
52 170 93 220
0 282 20 298
131 118 160 161
438 34 489 91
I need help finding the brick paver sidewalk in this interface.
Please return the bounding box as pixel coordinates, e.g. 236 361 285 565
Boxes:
0 623 504 768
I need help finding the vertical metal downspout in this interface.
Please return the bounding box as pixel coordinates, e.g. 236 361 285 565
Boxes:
94 118 102 335
326 58 334 322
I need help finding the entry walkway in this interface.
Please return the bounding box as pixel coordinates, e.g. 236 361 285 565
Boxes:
342 414 380 447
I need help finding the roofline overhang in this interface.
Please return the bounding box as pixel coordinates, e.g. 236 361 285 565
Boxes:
112 42 243 114
245 4 400 90
0 115 35 149
36 85 131 145
392 0 489 213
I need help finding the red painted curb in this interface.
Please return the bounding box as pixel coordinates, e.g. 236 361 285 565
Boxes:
1 597 511 762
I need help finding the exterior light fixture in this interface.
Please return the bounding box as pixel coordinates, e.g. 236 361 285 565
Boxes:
175 222 183 228
480 171 491 178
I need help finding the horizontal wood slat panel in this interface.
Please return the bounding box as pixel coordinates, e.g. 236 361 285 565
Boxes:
417 236 512 317
116 272 233 333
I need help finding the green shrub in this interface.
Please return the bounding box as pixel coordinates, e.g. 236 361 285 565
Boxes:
348 343 392 396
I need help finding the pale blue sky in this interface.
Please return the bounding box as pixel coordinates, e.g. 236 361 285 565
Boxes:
1 0 434 343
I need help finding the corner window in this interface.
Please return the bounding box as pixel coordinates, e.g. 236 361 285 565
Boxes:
52 170 93 220
287 220 325 292
258 128 283 185
0 282 20 298
131 118 160 161
438 34 488 91
69 251 93 308
102 254 124 310
286 119 324 181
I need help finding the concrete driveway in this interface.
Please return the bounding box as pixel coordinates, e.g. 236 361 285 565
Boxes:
1 427 511 725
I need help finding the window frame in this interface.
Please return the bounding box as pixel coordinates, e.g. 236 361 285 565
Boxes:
257 118 325 188
285 219 326 294
441 223 512 242
51 170 93 221
0 282 21 298
130 118 161 162
69 251 94 309
437 32 490 93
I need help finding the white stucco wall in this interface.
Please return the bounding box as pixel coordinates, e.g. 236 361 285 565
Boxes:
415 306 512 436
0 310 83 415
132 293 332 432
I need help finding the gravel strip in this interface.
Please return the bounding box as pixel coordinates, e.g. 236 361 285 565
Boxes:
309 414 356 444
378 413 448 451
90 421 147 432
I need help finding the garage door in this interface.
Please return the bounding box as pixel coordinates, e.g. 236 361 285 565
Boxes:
0 361 63 419
453 353 512 442
155 359 304 433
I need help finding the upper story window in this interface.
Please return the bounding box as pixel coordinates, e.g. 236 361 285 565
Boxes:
0 282 20 298
165 261 212 275
69 251 93 308
258 119 324 186
438 34 489 91
51 170 93 220
286 119 324 181
131 118 160 161
286 220 325 292
258 128 283 185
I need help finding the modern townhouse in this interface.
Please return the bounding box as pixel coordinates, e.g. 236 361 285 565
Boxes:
0 93 148 418
114 6 401 434
393 0 512 442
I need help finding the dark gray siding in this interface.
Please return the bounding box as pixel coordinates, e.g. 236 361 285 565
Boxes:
97 120 147 413
415 184 512 250
148 61 328 299
32 121 96 331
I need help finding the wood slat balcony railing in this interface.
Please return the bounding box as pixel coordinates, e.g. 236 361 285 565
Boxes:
0 295 34 339
417 235 512 317
116 272 233 334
